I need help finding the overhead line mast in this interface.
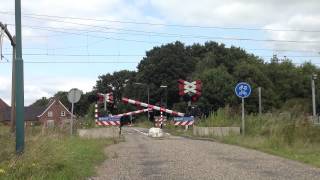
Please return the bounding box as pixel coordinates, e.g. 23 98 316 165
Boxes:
0 22 17 134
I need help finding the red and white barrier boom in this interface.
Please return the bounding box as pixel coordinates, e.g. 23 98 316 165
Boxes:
95 103 151 126
173 116 194 126
122 97 185 117
112 108 150 117
95 103 120 126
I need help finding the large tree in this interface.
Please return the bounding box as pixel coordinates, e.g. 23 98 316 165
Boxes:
137 41 196 107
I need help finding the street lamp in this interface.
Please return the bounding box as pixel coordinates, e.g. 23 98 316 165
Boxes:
134 83 150 120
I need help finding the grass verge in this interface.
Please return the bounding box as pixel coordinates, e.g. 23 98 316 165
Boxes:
217 135 320 167
165 107 320 168
0 126 117 180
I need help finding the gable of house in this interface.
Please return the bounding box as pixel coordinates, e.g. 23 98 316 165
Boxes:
0 99 9 110
38 99 74 124
0 99 10 122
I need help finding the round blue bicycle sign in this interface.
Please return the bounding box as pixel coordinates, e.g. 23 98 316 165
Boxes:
235 82 251 98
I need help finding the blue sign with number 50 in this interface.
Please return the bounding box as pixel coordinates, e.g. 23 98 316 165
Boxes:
235 82 251 98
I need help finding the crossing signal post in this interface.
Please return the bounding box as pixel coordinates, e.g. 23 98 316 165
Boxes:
97 92 114 114
178 79 202 115
178 79 202 130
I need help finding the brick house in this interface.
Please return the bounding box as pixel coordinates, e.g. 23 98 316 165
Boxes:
0 98 74 127
0 98 10 124
38 98 74 127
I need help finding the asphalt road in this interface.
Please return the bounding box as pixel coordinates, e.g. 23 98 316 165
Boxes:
93 127 320 180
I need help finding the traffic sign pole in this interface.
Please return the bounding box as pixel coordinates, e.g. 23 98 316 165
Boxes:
235 82 251 136
70 102 74 135
242 98 245 135
67 88 82 135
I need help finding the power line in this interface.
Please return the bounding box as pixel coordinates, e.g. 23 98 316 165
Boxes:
248 48 320 53
1 53 319 58
4 46 320 54
22 17 320 43
1 61 318 65
2 53 144 57
7 23 320 44
0 61 139 64
1 11 320 33
9 24 162 44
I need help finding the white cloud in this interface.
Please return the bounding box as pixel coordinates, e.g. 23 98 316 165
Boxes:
264 14 320 51
0 76 11 104
2 0 320 105
149 0 320 50
0 75 95 106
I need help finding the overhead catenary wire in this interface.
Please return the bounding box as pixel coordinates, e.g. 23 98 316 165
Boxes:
4 46 320 54
0 61 316 65
10 24 163 44
0 53 319 58
6 19 320 44
1 11 320 33
1 53 144 57
2 12 320 63
0 61 139 64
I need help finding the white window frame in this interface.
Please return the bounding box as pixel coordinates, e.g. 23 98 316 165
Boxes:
46 120 54 128
61 111 66 117
48 111 53 117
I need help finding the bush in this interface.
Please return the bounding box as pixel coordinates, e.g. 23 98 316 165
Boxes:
197 106 240 127
197 107 320 146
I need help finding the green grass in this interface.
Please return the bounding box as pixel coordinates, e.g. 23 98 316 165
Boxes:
168 107 320 168
0 126 117 180
197 107 240 127
218 135 320 167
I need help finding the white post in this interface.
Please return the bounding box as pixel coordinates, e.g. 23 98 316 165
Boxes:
104 99 107 111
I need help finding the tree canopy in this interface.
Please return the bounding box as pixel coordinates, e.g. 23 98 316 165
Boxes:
32 41 320 116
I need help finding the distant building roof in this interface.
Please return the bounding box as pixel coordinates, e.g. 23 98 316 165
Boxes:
0 98 47 122
1 106 47 122
0 99 9 110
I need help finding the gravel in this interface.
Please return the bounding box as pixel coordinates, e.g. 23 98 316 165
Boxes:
93 127 320 180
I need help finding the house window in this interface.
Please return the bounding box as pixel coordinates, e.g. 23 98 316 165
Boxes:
61 111 66 117
48 111 53 117
46 120 54 128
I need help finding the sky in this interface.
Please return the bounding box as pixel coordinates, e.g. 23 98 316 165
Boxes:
0 0 320 105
